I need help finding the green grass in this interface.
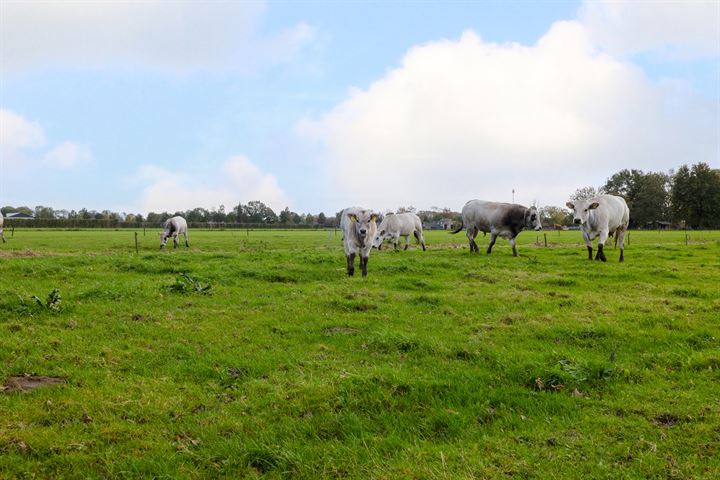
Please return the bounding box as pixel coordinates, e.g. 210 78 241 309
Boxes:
1 228 719 478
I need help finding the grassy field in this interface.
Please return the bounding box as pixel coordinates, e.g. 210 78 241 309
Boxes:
1 228 719 478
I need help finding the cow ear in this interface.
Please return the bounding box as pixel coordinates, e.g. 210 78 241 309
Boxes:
589 202 599 210
370 214 378 222
347 213 357 222
565 202 574 209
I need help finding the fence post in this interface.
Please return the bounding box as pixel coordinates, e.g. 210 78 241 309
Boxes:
134 232 139 254
544 233 547 247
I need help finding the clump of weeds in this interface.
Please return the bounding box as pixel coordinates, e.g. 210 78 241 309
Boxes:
166 273 212 295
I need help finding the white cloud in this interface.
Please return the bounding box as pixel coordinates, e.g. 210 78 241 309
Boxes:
579 0 720 58
1 1 316 74
0 108 45 150
137 156 290 214
297 21 718 210
1 109 92 171
43 141 93 168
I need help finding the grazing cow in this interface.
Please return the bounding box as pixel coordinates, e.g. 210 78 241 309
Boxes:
340 207 378 277
566 195 629 262
372 212 426 251
160 216 189 249
0 211 5 243
451 200 542 256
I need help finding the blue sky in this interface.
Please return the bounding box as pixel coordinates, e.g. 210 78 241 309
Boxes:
2 1 718 215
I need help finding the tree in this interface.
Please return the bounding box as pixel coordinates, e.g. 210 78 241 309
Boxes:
603 169 671 228
671 163 720 228
34 205 56 219
245 201 277 223
397 206 416 214
539 206 571 227
569 186 600 201
279 207 292 224
304 214 315 225
317 212 327 225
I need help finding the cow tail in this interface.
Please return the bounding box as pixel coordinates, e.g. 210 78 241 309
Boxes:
450 220 464 234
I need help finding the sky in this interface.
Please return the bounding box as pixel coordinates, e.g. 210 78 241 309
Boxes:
1 0 719 216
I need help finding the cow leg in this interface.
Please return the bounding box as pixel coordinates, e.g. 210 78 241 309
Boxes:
595 230 608 262
346 253 356 276
360 256 369 277
0 229 4 243
404 235 410 250
184 232 189 248
617 227 626 262
467 228 477 252
583 230 593 260
415 231 426 251
173 235 179 249
510 236 518 257
486 233 498 254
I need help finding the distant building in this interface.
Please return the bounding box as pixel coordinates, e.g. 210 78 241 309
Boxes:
4 212 34 219
426 218 455 230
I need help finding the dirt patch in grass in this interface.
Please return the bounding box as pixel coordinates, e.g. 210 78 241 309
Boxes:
654 413 680 427
0 249 46 257
322 326 361 335
2 375 65 393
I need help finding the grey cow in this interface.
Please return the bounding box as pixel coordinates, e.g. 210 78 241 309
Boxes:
340 207 378 277
160 216 189 249
451 200 541 256
566 195 629 262
0 211 5 243
372 212 426 251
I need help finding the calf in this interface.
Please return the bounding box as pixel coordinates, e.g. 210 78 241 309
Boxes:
566 195 629 262
160 216 189 249
340 207 378 277
372 212 426 251
451 200 541 256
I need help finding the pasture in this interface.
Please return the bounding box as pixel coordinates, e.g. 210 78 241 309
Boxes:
1 228 719 478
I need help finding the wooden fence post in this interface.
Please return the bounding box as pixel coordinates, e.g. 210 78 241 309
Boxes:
134 232 139 254
544 233 547 247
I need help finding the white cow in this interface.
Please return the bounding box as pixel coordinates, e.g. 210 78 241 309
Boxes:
372 212 426 251
0 211 5 243
566 195 629 262
340 207 378 277
160 216 189 249
451 200 542 256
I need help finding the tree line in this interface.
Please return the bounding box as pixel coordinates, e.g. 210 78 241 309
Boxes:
3 162 718 229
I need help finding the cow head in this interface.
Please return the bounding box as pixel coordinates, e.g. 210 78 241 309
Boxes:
525 207 542 231
566 200 599 226
372 227 389 249
159 232 169 249
347 211 378 248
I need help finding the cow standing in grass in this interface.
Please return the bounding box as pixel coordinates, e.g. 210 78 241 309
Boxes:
451 200 542 256
0 211 5 243
372 212 426 251
566 195 629 262
340 207 378 277
160 216 189 249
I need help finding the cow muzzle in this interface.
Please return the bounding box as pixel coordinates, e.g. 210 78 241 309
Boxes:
574 219 582 225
